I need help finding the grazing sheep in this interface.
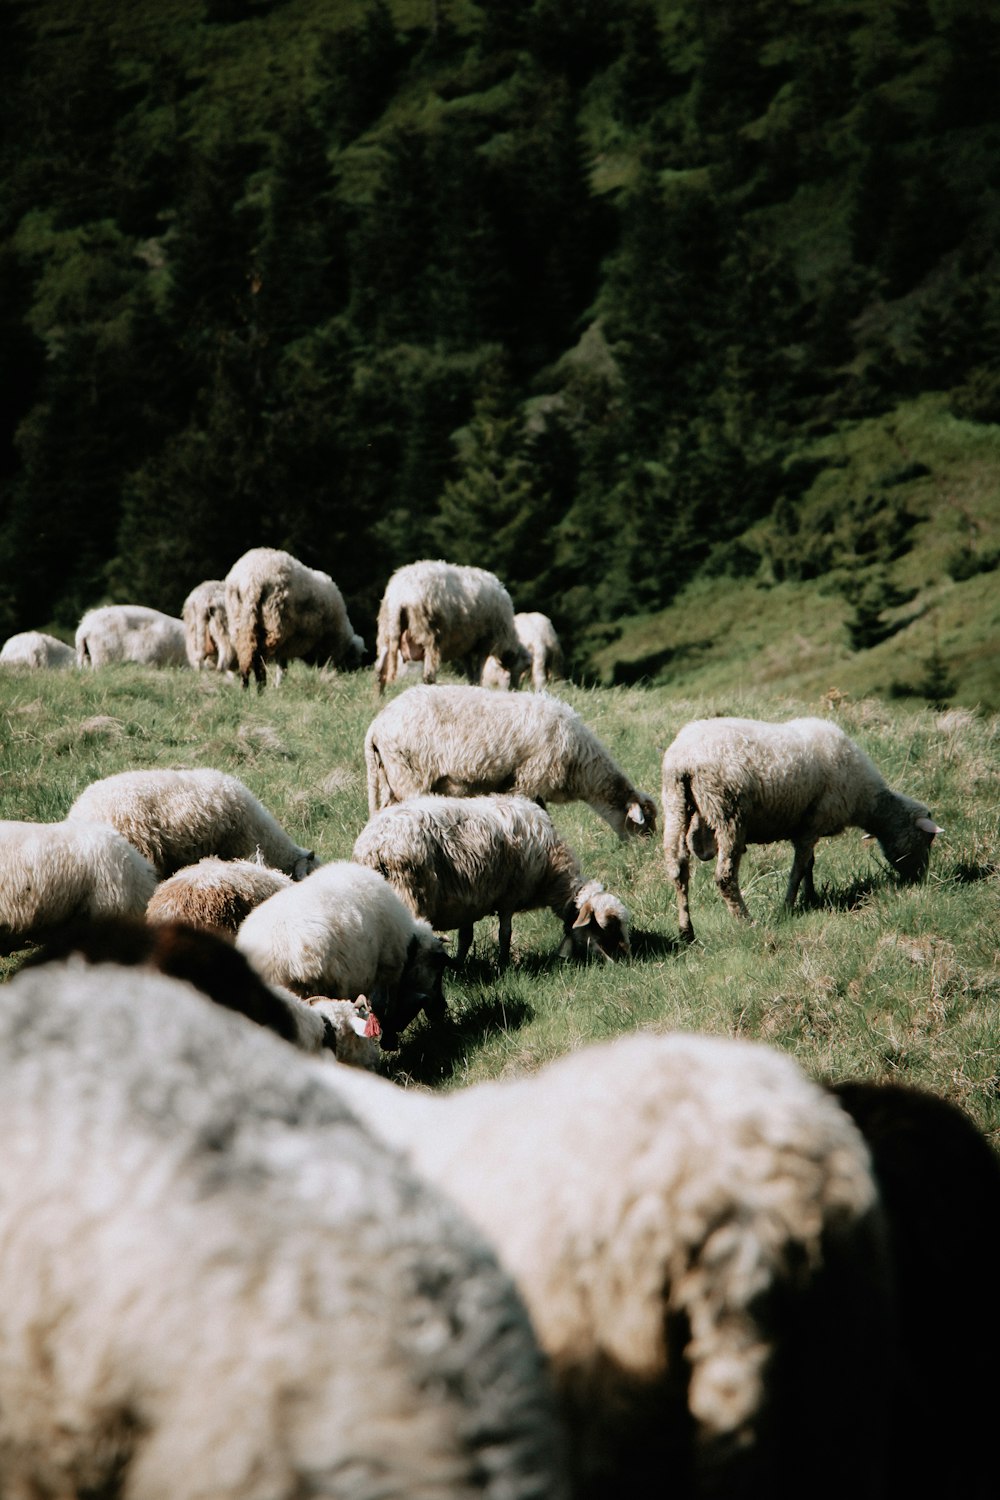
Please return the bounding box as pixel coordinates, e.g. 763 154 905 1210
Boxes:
0 957 569 1500
374 559 530 693
225 546 365 691
236 862 448 1050
327 1031 894 1500
353 794 630 969
365 684 657 838
146 855 293 934
181 579 236 672
831 1079 1000 1500
0 820 159 954
661 716 941 941
66 768 318 880
75 603 188 668
483 612 564 692
0 629 76 668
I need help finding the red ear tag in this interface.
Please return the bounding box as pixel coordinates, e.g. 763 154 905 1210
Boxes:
364 1012 382 1039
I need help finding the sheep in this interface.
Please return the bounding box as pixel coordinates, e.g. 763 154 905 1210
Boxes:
224 546 365 691
0 956 569 1500
75 603 188 667
24 915 380 1065
146 855 293 934
661 716 942 941
364 684 657 838
65 767 318 880
374 558 530 694
0 629 76 668
325 1031 895 1500
236 861 448 1050
830 1078 1000 1500
0 819 159 954
483 612 564 692
181 579 236 672
352 794 630 969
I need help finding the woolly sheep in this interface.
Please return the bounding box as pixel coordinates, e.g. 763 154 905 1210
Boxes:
374 558 530 693
353 794 630 969
181 579 236 672
0 819 159 954
365 684 657 838
225 546 365 691
75 603 188 667
146 855 293 934
0 629 76 668
236 861 448 1050
483 612 564 692
327 1031 894 1500
66 768 318 880
661 716 941 941
0 958 568 1500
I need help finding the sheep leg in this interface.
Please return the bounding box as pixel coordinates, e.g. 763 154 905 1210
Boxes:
497 912 513 971
715 841 751 922
453 926 474 967
786 843 817 909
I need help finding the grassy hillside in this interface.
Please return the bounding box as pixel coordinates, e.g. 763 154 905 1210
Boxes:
593 394 1000 708
2 664 997 1142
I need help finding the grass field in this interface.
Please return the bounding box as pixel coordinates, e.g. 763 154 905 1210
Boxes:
1 662 997 1140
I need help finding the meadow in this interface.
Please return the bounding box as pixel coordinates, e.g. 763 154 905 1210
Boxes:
1 662 997 1141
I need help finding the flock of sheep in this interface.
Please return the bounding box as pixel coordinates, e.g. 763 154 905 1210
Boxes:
0 549 994 1500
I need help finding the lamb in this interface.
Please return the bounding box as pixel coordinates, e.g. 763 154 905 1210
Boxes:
374 558 530 693
181 579 236 672
0 629 76 668
236 861 448 1050
65 768 318 880
75 603 188 667
326 1031 894 1500
0 819 159 954
224 546 365 690
146 855 293 934
0 957 568 1500
661 716 941 941
352 794 630 969
483 612 564 691
365 683 657 837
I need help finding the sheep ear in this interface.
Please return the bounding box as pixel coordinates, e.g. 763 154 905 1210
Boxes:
916 816 943 835
572 901 594 929
861 832 877 843
627 802 645 827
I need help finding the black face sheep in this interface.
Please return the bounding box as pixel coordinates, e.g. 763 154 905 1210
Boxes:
0 957 569 1500
352 794 630 969
482 611 564 692
235 861 448 1049
374 558 530 693
364 684 657 838
661 715 941 940
326 1031 894 1500
0 819 159 955
65 768 318 880
74 603 188 667
224 545 365 691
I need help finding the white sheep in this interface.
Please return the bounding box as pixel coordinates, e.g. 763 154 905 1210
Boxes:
224 546 365 690
0 957 569 1500
364 683 657 838
181 579 236 672
483 612 564 692
326 1031 894 1499
661 716 942 941
0 629 76 668
0 819 159 954
146 855 293 934
65 768 318 879
352 794 630 969
374 558 530 693
236 861 448 1050
75 603 188 667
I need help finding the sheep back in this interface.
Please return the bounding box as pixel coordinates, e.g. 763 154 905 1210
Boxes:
0 630 76 668
375 560 527 692
75 605 187 668
146 856 293 934
225 547 363 689
181 580 235 672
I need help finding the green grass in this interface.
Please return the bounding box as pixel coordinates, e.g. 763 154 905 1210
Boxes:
1 663 997 1141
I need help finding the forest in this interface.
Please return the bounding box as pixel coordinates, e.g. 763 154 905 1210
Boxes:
1 0 999 675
